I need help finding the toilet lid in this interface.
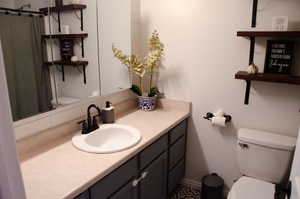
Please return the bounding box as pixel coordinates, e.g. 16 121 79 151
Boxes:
228 177 275 199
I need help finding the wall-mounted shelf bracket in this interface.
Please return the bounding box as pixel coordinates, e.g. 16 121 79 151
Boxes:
61 64 65 81
83 65 86 84
57 11 61 32
80 8 84 31
251 0 258 27
60 64 87 84
244 80 251 105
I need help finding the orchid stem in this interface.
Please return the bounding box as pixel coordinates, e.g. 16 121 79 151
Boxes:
139 76 143 95
150 66 154 91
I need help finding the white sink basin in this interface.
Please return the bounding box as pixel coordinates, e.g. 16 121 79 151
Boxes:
72 124 142 154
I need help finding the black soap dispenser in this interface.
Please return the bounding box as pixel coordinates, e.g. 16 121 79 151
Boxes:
102 101 115 124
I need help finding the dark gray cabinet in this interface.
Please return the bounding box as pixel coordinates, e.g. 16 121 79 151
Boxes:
169 120 187 144
74 119 188 199
140 152 168 199
109 180 138 199
74 190 89 199
168 159 185 194
169 136 186 170
90 157 138 199
140 134 168 170
167 121 187 194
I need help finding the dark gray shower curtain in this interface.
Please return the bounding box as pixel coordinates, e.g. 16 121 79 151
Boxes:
0 14 52 121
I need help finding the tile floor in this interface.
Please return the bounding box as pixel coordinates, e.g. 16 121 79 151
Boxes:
169 185 201 199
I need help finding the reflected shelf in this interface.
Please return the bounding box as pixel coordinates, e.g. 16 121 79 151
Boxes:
39 4 87 14
44 60 88 66
42 33 88 39
45 60 88 84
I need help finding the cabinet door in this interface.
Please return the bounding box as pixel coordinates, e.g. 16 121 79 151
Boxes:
169 120 187 144
109 180 138 199
140 134 168 170
74 190 89 199
169 136 186 170
90 157 138 199
168 159 185 194
140 152 168 199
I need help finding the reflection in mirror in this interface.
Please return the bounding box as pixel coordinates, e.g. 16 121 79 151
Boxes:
47 0 131 107
47 0 100 108
98 0 132 95
0 0 132 122
0 0 53 121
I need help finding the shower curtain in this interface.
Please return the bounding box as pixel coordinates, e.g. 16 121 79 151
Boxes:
0 14 52 121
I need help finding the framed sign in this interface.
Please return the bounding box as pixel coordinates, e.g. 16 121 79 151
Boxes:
264 40 294 74
60 39 74 61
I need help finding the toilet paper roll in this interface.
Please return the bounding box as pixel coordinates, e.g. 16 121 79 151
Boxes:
89 91 100 98
214 109 225 117
212 116 226 127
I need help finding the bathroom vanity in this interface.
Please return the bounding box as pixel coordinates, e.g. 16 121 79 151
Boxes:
18 99 191 199
76 120 187 199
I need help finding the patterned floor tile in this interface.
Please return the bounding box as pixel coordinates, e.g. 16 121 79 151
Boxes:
169 185 201 199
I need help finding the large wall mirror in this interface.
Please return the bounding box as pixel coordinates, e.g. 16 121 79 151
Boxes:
0 0 132 121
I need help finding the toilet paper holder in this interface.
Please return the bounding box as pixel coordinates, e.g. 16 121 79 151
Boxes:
203 112 232 123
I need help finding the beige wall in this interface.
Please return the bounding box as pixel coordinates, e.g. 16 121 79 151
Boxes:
136 0 300 188
0 0 15 8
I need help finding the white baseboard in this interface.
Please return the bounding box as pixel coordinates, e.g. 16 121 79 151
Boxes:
181 178 202 190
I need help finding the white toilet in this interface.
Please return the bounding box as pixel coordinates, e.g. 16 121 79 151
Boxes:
228 128 297 199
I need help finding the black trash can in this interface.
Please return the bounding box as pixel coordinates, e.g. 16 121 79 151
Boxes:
201 173 224 199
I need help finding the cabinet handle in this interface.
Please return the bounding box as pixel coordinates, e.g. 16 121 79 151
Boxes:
132 172 148 187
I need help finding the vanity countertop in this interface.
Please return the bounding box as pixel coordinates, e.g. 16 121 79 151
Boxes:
19 99 191 199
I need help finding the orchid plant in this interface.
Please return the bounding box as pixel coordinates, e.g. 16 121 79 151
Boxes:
112 30 164 97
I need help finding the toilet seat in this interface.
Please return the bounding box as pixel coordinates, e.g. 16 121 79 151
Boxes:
227 177 275 199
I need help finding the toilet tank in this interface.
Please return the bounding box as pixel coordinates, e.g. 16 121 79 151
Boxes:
238 128 296 184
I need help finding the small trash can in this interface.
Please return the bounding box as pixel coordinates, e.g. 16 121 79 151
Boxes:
201 173 224 199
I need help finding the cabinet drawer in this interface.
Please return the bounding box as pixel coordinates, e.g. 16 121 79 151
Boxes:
90 157 138 199
168 159 185 194
140 134 168 169
169 120 187 144
109 180 138 199
74 190 89 199
169 136 186 170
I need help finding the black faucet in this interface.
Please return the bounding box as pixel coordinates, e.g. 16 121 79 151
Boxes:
78 104 101 134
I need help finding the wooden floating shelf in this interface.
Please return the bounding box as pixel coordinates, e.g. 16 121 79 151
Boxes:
40 4 86 14
44 60 88 84
42 33 88 39
44 60 88 66
237 31 300 38
235 71 300 85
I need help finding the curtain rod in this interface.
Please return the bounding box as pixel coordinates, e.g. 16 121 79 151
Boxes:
0 7 46 16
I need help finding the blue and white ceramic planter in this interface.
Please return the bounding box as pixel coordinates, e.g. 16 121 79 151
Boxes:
138 96 157 111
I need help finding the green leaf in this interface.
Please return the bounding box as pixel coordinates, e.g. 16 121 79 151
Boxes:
131 85 142 96
148 87 160 97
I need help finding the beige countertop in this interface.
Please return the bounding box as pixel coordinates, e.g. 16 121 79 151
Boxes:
19 99 191 199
